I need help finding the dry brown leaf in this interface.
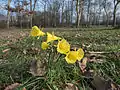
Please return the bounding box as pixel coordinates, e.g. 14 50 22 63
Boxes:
111 83 117 90
30 60 46 76
88 51 110 54
2 52 9 57
4 83 26 90
22 87 27 90
64 83 78 90
4 83 20 90
82 57 88 65
2 48 10 53
86 53 104 63
78 57 88 73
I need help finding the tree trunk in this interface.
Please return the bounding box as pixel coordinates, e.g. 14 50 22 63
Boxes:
113 0 120 27
30 0 37 28
7 0 11 29
44 1 46 27
54 11 57 27
76 0 79 27
33 0 37 11
33 0 37 25
76 0 84 28
113 3 118 27
70 0 73 26
61 1 64 26
87 0 90 26
104 8 109 27
30 0 32 28
98 9 101 26
68 1 70 26
65 5 67 25
20 12 22 29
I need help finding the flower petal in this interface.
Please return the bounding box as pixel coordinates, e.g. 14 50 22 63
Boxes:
47 32 61 42
41 42 49 50
65 51 78 64
77 48 84 61
30 26 45 37
57 39 70 54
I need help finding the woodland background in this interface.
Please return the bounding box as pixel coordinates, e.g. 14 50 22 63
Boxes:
0 0 120 28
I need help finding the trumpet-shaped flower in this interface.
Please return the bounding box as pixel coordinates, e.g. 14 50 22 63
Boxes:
30 26 45 37
65 48 84 64
41 42 49 50
77 48 84 61
57 39 70 54
47 32 61 42
65 51 78 64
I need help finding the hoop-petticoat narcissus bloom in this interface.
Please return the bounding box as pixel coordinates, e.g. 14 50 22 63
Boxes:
57 39 70 54
65 48 84 64
41 42 49 50
65 51 78 64
30 26 45 37
77 48 84 61
46 32 61 42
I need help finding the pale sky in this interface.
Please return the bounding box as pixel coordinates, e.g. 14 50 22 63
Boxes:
0 0 120 16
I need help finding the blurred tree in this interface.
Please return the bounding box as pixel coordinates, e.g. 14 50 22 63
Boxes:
7 0 11 29
1 0 120 28
75 0 84 27
113 0 120 26
30 0 38 28
102 0 112 26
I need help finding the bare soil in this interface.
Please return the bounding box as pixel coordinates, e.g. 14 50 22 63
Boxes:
0 29 29 46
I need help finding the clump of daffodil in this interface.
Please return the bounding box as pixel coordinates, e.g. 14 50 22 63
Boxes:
46 32 61 42
30 26 45 37
65 48 84 64
30 26 84 64
41 42 49 50
57 39 70 54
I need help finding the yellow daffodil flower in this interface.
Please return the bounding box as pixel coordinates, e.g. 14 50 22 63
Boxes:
30 26 45 37
39 30 45 36
65 48 84 64
57 39 70 54
65 51 78 64
46 32 61 42
32 26 39 30
41 42 49 50
77 48 84 61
